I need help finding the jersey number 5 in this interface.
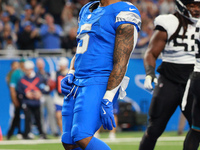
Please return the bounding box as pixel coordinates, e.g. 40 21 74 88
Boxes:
76 24 92 54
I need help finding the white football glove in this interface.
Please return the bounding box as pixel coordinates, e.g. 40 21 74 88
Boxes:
144 75 158 90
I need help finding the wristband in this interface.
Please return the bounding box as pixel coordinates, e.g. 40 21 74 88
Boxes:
103 85 120 102
145 65 155 77
145 75 153 80
103 90 115 102
68 69 75 75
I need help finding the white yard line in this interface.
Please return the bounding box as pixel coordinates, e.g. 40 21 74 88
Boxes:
0 136 185 145
0 139 61 145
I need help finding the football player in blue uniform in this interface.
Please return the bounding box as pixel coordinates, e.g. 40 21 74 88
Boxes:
60 0 141 150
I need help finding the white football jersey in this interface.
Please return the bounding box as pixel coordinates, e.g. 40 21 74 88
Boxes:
194 19 200 72
154 14 196 64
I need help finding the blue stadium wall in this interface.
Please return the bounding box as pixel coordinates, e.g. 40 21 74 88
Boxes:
0 57 189 135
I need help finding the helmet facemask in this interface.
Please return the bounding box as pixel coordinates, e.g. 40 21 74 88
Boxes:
176 0 200 23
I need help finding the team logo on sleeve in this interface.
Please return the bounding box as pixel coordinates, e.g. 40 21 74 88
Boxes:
129 8 136 11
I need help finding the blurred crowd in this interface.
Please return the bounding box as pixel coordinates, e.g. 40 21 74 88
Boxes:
6 57 69 139
0 0 88 54
0 0 175 55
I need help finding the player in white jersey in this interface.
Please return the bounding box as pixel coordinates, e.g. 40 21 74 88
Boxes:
183 19 200 150
139 0 200 150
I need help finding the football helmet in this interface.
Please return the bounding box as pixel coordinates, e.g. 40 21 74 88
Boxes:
176 0 200 23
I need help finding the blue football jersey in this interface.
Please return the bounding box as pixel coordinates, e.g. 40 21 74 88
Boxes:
74 1 141 86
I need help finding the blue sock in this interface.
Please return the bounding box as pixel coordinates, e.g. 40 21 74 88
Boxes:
85 137 111 150
72 148 82 150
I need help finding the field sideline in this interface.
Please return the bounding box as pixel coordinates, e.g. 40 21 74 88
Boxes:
0 131 199 150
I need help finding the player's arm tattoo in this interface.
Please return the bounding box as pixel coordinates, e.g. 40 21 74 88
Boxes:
107 24 134 90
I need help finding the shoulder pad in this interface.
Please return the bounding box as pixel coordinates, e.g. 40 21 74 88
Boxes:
154 14 179 39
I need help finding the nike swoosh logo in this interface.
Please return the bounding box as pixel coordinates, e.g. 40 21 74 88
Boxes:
102 107 106 115
106 102 109 105
129 8 136 11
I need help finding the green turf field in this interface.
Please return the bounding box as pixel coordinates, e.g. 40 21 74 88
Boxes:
0 131 199 150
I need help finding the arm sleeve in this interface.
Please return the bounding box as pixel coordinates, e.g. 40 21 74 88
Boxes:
10 71 17 88
154 14 179 40
155 25 167 32
115 5 141 32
